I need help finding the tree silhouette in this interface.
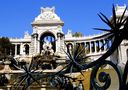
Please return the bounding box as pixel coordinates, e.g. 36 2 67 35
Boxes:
0 37 12 57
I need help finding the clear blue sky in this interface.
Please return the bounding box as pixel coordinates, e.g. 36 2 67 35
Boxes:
0 0 128 38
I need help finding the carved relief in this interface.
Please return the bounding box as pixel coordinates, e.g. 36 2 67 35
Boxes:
35 7 60 21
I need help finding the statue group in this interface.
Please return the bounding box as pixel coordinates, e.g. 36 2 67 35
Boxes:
41 40 54 56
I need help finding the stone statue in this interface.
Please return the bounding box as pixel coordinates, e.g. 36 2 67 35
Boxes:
41 40 54 55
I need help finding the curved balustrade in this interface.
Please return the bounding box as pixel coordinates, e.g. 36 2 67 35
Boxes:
66 35 112 57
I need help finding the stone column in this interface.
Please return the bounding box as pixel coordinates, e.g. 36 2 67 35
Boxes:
37 40 40 54
104 39 106 50
89 42 92 54
20 43 24 55
97 40 100 52
32 33 38 55
15 44 17 56
103 39 106 51
94 41 97 53
99 40 102 52
34 36 37 54
56 33 61 55
100 40 104 52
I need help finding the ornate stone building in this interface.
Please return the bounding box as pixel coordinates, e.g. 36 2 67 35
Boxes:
9 5 128 67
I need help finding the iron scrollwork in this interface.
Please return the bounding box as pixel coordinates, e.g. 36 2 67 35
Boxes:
89 5 128 90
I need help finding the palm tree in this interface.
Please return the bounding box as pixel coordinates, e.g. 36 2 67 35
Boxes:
63 43 88 74
0 37 13 58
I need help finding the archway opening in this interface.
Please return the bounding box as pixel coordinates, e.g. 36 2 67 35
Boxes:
40 32 56 54
24 44 29 55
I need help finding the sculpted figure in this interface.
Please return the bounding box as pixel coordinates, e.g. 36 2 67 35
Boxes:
42 40 54 55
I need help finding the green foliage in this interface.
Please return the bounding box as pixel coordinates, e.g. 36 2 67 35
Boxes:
0 37 12 57
65 43 88 73
73 32 83 37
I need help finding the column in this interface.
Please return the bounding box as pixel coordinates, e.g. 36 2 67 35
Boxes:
95 40 100 52
58 36 61 53
89 42 92 54
94 41 97 53
56 35 60 55
20 43 23 55
15 44 17 56
34 36 37 54
99 40 102 52
97 40 100 52
85 42 88 54
100 40 104 51
37 41 40 54
104 39 107 50
104 39 107 51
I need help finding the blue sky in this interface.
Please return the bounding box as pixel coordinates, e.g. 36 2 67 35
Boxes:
0 0 128 38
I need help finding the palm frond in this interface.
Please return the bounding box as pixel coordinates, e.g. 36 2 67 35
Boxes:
74 46 85 59
63 43 87 74
73 45 80 58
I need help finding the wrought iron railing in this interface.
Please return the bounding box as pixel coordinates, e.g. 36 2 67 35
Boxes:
0 5 128 90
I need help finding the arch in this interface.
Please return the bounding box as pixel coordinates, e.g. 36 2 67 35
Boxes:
66 43 73 52
24 44 29 55
10 44 15 56
40 32 56 54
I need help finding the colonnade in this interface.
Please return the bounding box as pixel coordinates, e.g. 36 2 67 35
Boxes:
10 43 30 56
67 38 112 55
85 39 112 54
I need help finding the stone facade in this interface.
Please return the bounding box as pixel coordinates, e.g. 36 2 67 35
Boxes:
9 5 128 67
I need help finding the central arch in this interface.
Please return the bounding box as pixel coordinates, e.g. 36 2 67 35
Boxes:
40 32 56 54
